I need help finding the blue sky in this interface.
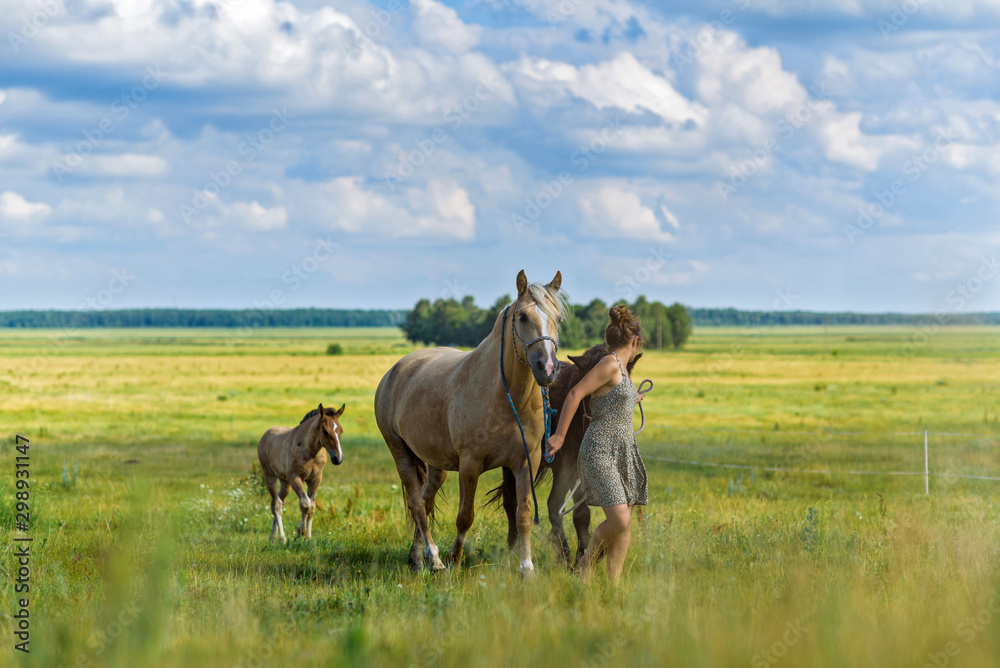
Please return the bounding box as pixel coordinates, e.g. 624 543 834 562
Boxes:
1 0 998 313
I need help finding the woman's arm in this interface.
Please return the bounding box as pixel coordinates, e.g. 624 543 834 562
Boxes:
546 356 618 455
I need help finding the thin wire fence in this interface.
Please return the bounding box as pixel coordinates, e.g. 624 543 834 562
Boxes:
640 430 1000 490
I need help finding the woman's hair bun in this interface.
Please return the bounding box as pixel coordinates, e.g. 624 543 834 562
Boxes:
609 304 631 325
604 304 643 349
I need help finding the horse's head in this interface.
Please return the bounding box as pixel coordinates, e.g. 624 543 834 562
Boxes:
512 269 567 387
316 402 346 465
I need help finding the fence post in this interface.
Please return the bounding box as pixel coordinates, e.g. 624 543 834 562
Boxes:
924 430 929 495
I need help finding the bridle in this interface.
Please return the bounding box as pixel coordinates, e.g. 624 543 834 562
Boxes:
508 302 559 368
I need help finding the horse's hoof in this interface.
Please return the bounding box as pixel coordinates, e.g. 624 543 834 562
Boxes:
429 560 447 572
518 561 536 579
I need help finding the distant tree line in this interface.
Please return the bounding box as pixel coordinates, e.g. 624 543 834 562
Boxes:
0 308 408 328
402 294 693 350
689 308 1000 327
3 307 995 330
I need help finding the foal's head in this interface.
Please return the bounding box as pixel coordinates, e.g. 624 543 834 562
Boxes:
511 269 569 387
313 403 346 465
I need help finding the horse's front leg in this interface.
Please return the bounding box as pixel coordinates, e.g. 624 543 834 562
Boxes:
289 476 312 539
305 474 322 539
514 451 542 578
447 460 483 567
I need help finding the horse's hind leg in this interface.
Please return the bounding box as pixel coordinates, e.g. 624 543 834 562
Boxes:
263 471 283 543
276 479 290 542
572 484 592 567
500 467 518 551
386 440 445 571
547 465 573 565
447 460 483 568
413 466 447 562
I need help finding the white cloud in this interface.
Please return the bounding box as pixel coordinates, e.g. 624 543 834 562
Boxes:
580 184 675 243
412 0 483 55
507 52 706 126
696 32 806 115
76 154 170 178
819 112 920 171
0 191 51 223
229 201 288 231
320 176 476 241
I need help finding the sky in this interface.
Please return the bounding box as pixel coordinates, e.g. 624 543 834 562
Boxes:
0 0 998 314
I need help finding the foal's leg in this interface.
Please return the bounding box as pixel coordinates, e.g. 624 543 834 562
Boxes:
276 480 289 542
447 459 483 567
305 473 322 539
263 471 282 543
546 464 573 565
289 476 312 539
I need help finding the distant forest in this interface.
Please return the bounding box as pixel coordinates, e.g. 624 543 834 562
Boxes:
0 308 407 328
1 307 997 329
689 309 1000 326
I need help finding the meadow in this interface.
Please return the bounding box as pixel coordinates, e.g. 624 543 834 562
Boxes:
1 325 998 667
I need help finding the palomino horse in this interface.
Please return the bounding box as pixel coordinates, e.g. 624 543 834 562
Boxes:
257 403 345 541
374 270 567 576
488 345 642 566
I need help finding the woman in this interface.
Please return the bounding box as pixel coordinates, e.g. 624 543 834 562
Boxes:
546 304 648 585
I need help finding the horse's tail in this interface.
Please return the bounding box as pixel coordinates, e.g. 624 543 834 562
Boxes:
483 457 551 509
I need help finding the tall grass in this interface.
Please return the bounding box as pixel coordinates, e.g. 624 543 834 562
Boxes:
0 327 998 666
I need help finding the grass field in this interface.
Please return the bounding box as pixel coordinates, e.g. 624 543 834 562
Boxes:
1 325 999 667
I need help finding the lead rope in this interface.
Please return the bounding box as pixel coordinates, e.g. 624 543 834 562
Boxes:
499 305 541 526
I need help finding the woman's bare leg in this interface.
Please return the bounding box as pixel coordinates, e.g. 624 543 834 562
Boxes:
580 503 631 582
605 506 634 585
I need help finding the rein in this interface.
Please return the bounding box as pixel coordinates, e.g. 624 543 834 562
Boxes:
499 303 558 526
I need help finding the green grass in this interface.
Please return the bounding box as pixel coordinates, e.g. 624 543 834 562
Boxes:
1 326 999 667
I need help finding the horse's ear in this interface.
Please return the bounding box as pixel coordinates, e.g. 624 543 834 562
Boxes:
628 352 643 372
336 403 345 417
547 270 561 292
568 354 586 367
516 269 528 296
318 403 324 416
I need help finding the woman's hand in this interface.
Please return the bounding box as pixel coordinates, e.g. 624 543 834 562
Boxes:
637 392 646 403
546 433 564 457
